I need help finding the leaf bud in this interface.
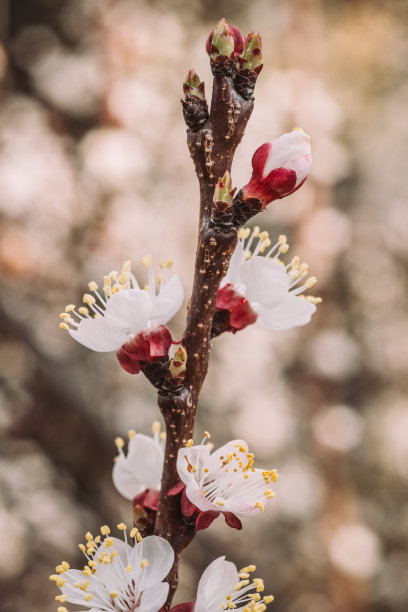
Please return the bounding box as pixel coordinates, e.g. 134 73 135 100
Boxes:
169 346 187 379
206 19 245 58
183 69 206 101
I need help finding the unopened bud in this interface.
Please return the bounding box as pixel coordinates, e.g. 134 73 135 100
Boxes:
206 20 245 57
183 69 206 101
209 18 235 59
169 346 187 379
213 171 235 205
240 32 263 73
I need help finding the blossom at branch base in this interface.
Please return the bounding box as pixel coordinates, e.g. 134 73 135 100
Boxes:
242 128 312 206
206 18 245 58
113 421 165 513
166 556 274 612
59 258 184 374
174 435 278 530
215 226 321 332
50 524 174 612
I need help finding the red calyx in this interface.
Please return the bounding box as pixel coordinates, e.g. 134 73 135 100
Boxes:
161 603 195 612
134 488 160 512
242 142 299 206
116 325 172 374
215 284 257 332
206 23 245 57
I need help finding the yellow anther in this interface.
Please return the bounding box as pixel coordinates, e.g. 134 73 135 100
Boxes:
49 574 58 582
238 228 246 239
127 429 136 440
216 500 225 507
152 421 161 434
165 259 174 268
140 559 149 569
305 276 317 289
240 573 250 579
84 594 94 601
160 431 166 440
242 228 251 239
192 464 198 473
115 437 124 449
59 322 69 331
257 605 267 612
271 469 278 482
130 527 139 538
248 592 261 601
60 312 70 319
56 577 66 587
259 231 269 241
255 502 264 511
253 578 264 592
65 304 75 312
104 538 113 548
306 296 322 304
291 256 300 268
204 468 209 473
88 281 98 291
83 293 96 306
245 249 252 260
82 566 92 576
234 580 250 590
186 439 193 448
265 491 275 499
252 226 260 237
278 234 287 243
117 523 127 531
228 603 237 609
85 532 93 542
55 565 64 574
100 525 111 536
204 431 211 438
55 594 68 602
143 284 150 292
57 608 69 612
126 564 132 573
136 532 143 543
280 244 289 254
78 543 86 553
159 259 164 268
142 255 153 267
110 591 119 598
247 565 256 572
88 560 97 567
221 603 227 610
109 270 118 279
78 306 89 316
82 580 90 589
264 595 275 603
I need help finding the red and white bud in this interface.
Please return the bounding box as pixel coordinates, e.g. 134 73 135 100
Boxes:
206 18 245 58
242 128 312 206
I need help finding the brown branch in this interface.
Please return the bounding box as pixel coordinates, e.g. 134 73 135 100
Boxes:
152 69 255 607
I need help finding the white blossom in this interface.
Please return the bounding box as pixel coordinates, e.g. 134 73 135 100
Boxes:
177 437 278 518
51 525 173 612
218 226 320 330
59 257 183 352
113 422 165 500
195 556 274 612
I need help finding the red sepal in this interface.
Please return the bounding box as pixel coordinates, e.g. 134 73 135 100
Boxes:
230 299 257 330
181 489 197 517
167 481 186 496
143 325 172 357
168 603 195 612
116 347 141 374
243 168 297 206
216 283 244 310
133 488 160 512
196 510 220 531
251 142 272 179
224 512 243 530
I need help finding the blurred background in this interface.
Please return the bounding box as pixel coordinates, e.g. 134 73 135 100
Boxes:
1 0 408 610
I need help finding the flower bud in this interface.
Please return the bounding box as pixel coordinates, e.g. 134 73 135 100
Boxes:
242 128 312 206
240 32 262 73
169 346 187 379
213 170 234 205
206 19 245 58
183 69 206 101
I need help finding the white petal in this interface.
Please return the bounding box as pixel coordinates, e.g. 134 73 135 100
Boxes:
105 288 152 330
69 316 131 352
149 274 184 326
139 582 169 612
238 257 289 309
185 482 218 512
131 535 174 588
262 129 311 179
196 556 239 612
177 445 211 488
112 434 164 499
257 293 316 329
221 241 246 288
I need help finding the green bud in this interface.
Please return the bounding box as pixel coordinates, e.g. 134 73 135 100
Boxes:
183 69 206 101
211 18 234 59
241 32 262 72
169 346 187 379
213 171 234 205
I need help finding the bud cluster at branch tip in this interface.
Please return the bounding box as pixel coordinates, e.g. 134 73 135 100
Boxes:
181 69 209 131
234 32 263 100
